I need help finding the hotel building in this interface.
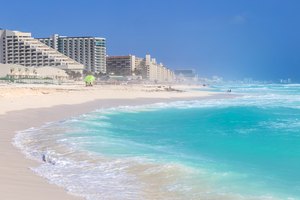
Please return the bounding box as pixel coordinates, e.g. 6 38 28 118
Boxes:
0 30 84 72
106 54 175 82
144 54 175 82
106 55 136 76
38 34 106 73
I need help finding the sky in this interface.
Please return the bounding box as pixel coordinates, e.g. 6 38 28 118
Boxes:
1 0 300 81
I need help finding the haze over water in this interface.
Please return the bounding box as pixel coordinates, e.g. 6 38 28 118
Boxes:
15 84 300 200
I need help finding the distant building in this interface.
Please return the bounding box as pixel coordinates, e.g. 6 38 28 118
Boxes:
143 54 175 82
106 55 135 76
0 30 84 72
106 54 175 82
174 69 198 83
280 78 292 84
174 69 197 78
37 34 106 73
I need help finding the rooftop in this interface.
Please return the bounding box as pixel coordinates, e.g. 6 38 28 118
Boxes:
37 35 105 40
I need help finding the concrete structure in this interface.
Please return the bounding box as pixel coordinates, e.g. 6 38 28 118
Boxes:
106 55 136 76
174 69 198 83
38 34 106 73
106 54 175 82
0 63 68 80
0 30 84 72
143 54 175 82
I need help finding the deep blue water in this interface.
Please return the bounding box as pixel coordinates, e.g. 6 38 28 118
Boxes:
15 84 300 200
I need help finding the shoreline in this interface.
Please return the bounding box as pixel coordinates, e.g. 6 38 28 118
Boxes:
0 85 232 200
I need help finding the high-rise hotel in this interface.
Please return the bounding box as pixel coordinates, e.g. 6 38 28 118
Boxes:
38 34 106 73
0 30 84 71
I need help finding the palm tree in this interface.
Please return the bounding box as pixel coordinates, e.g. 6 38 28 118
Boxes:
25 68 29 78
9 68 15 79
33 69 37 78
10 68 15 74
18 68 22 78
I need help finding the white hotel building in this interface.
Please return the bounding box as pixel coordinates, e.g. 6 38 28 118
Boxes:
38 34 106 73
0 30 84 72
143 54 175 82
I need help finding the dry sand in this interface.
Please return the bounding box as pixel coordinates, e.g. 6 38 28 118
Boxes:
0 83 224 200
0 84 215 115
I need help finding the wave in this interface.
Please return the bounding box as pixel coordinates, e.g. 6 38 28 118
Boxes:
12 84 300 200
14 115 290 200
14 125 286 200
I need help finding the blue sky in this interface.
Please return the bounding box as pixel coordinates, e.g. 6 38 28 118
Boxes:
1 0 300 81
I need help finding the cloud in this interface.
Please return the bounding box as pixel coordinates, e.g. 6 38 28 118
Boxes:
231 14 247 25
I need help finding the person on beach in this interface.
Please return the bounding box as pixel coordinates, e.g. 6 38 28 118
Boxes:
42 154 55 165
42 154 46 162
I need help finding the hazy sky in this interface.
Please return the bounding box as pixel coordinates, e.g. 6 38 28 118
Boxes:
1 0 300 81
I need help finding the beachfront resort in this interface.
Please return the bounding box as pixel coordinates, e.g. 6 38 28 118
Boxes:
0 29 213 200
0 29 185 85
3 1 300 199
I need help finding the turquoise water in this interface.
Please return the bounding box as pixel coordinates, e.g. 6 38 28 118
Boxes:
15 84 300 200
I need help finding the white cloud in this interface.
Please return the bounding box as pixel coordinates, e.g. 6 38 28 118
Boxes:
232 14 247 25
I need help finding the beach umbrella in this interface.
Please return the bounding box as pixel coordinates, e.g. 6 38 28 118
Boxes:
84 75 95 85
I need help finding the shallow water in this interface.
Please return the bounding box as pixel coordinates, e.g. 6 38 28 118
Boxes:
14 84 300 200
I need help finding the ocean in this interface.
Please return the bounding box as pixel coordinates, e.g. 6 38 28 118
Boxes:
14 84 300 200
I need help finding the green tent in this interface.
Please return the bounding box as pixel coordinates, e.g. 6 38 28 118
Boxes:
84 75 95 86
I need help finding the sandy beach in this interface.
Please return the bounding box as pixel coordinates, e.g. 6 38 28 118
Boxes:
0 83 222 200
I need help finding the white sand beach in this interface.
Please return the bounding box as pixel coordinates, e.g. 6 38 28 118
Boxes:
0 83 220 200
